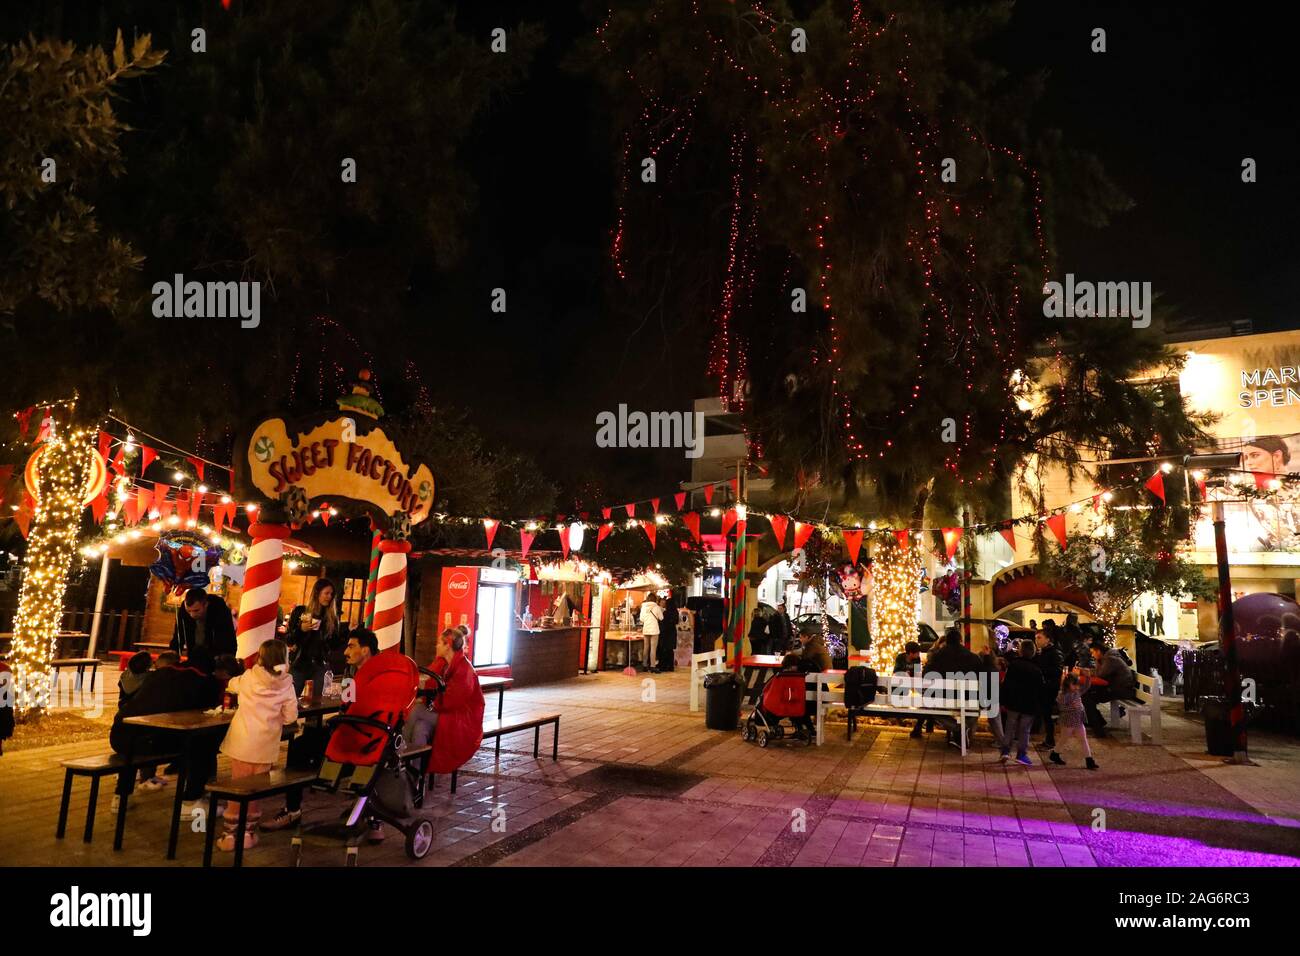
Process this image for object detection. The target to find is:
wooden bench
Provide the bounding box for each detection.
[482,714,560,761]
[201,769,320,867]
[51,658,101,693]
[808,672,990,754]
[56,751,180,845]
[689,649,727,712]
[1108,669,1163,745]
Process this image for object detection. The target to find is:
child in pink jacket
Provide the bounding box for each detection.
[218,638,298,851]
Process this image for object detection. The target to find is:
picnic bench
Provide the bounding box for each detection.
[1107,669,1163,745]
[482,713,560,761]
[56,750,180,845]
[201,768,319,867]
[50,658,101,693]
[806,671,991,754]
[689,649,727,711]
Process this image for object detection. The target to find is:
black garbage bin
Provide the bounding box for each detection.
[704,671,742,731]
[1201,696,1237,756]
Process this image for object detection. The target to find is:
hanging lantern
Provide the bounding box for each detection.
[568,521,585,552]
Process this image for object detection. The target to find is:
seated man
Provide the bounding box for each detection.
[109,651,226,812]
[921,629,983,745]
[894,640,932,738]
[1081,640,1136,737]
[796,627,833,673]
[408,628,486,776]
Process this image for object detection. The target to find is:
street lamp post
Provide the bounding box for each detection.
[1211,501,1248,762]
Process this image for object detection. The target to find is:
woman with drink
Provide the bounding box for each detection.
[286,578,348,697]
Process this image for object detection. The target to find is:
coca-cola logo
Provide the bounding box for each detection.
[447,572,471,598]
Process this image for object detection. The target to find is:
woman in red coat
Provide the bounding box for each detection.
[419,628,485,775]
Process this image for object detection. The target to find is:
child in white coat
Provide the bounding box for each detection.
[217,638,298,851]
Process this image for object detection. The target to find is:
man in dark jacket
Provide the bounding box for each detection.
[1000,639,1044,765]
[170,587,237,658]
[774,603,794,654]
[1082,640,1136,736]
[1033,630,1064,749]
[109,652,224,803]
[894,641,931,738]
[796,628,833,672]
[923,630,983,746]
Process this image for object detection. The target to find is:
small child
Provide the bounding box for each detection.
[217,638,298,851]
[117,652,153,706]
[1050,674,1099,770]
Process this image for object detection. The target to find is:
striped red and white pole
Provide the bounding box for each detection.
[362,527,382,626]
[235,522,291,660]
[371,538,411,651]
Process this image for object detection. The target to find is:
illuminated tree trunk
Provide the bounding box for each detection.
[12,427,92,719]
[869,536,923,670]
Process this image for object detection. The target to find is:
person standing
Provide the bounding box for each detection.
[1033,629,1063,749]
[775,602,794,654]
[171,587,237,658]
[286,578,348,697]
[999,639,1044,766]
[639,594,664,673]
[658,592,680,672]
[748,606,772,657]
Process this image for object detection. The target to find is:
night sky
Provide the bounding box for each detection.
[430,1,1298,498]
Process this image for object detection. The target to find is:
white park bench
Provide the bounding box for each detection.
[689,649,728,712]
[1107,668,1163,745]
[807,671,991,754]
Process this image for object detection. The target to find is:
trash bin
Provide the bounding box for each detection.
[1201,696,1236,756]
[704,671,742,731]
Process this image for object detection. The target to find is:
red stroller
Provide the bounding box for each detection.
[743,671,812,747]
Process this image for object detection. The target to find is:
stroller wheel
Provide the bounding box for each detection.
[758,731,769,748]
[405,819,434,860]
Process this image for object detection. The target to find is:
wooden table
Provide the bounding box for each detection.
[50,657,102,692]
[418,675,512,721]
[602,632,646,669]
[134,642,173,653]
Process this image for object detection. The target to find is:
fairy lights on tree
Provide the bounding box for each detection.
[868,535,923,669]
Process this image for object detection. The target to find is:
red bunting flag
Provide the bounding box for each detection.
[998,523,1017,552]
[1145,472,1166,504]
[640,519,657,550]
[1195,476,1207,499]
[224,501,238,528]
[793,521,815,551]
[558,524,571,559]
[596,522,613,549]
[894,529,911,550]
[213,501,226,535]
[137,486,153,517]
[90,489,109,523]
[1092,494,1102,513]
[624,503,635,518]
[174,491,190,521]
[97,430,112,462]
[601,507,611,520]
[1253,471,1274,491]
[123,495,139,526]
[941,527,963,560]
[15,406,34,439]
[520,529,536,558]
[1045,513,1068,549]
[703,484,714,505]
[15,493,34,537]
[0,464,12,507]
[682,512,701,543]
[318,500,331,527]
[720,508,738,539]
[843,529,864,565]
[768,514,789,550]
[186,457,206,482]
[483,518,499,550]
[674,492,686,511]
[728,477,739,500]
[155,484,172,519]
[579,511,589,521]
[110,449,125,476]
[141,445,157,474]
[651,497,660,514]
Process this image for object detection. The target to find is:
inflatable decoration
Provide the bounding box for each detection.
[149,530,221,593]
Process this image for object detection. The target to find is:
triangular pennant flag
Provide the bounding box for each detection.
[1196,476,1207,499]
[596,522,613,549]
[156,488,173,519]
[1253,471,1273,491]
[97,430,112,463]
[110,449,125,476]
[674,492,686,511]
[998,523,1016,552]
[558,524,571,559]
[624,503,635,518]
[703,484,714,505]
[137,486,153,517]
[793,521,815,551]
[174,491,190,521]
[1045,513,1068,549]
[682,512,701,543]
[90,489,109,523]
[318,500,330,527]
[894,529,911,550]
[601,507,611,520]
[1145,471,1166,504]
[1092,494,1101,513]
[651,497,660,513]
[15,406,34,439]
[640,519,657,550]
[843,529,863,565]
[579,511,589,521]
[941,527,963,560]
[728,477,739,500]
[720,508,738,539]
[15,495,33,538]
[768,514,788,550]
[186,457,205,482]
[224,501,238,528]
[141,445,157,474]
[483,518,499,550]
[519,529,535,558]
[213,502,226,535]
[123,495,139,526]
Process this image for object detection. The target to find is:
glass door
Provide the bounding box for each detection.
[474,583,514,667]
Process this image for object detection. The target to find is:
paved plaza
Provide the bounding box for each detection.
[3,669,1299,867]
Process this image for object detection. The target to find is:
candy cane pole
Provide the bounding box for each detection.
[235,521,291,660]
[362,527,382,626]
[371,538,411,651]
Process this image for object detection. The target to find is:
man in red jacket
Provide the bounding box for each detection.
[409,628,485,776]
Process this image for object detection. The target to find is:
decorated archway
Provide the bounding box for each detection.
[989,561,1094,619]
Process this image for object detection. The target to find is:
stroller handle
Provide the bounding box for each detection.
[327,713,401,738]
